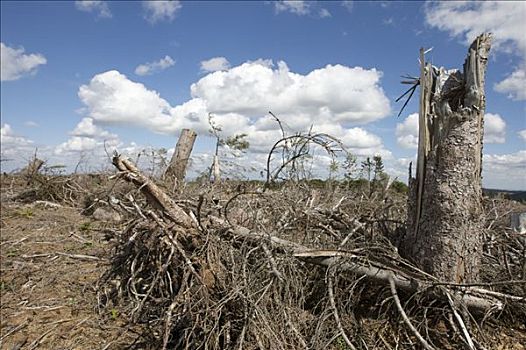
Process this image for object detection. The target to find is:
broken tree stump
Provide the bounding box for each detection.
[401,33,492,283]
[164,128,197,184]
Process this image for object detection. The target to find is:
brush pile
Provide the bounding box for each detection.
[94,150,525,349]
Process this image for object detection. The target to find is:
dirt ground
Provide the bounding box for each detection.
[0,200,136,349]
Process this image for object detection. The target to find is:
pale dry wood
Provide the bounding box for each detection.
[211,154,221,182]
[164,128,197,183]
[388,274,435,350]
[413,47,427,238]
[113,155,195,229]
[113,145,524,314]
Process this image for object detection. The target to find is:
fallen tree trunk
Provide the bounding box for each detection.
[113,155,196,229]
[208,216,524,312]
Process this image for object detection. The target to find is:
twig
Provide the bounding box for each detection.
[339,220,364,248]
[261,242,284,281]
[431,280,526,287]
[56,252,102,261]
[0,321,28,341]
[388,273,435,350]
[445,291,476,350]
[27,324,59,350]
[327,269,357,350]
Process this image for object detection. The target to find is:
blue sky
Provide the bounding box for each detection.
[1,1,525,189]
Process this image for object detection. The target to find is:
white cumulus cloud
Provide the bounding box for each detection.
[424,1,526,101]
[484,113,506,144]
[1,124,36,165]
[70,117,118,139]
[519,129,526,142]
[75,1,112,18]
[341,1,354,13]
[55,136,99,154]
[396,113,418,149]
[190,60,391,125]
[484,150,526,170]
[494,69,526,101]
[143,0,182,23]
[55,118,120,156]
[1,124,33,147]
[200,57,230,73]
[78,70,182,132]
[77,60,392,161]
[135,55,175,76]
[274,1,311,15]
[1,42,47,81]
[483,150,526,189]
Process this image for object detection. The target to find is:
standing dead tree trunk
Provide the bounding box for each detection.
[401,33,492,283]
[209,143,221,183]
[164,128,197,184]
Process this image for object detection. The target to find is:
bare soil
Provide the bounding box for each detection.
[0,200,136,349]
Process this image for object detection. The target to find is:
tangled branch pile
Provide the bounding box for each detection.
[94,148,526,350]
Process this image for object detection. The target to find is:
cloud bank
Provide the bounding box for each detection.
[77,60,392,157]
[1,42,47,81]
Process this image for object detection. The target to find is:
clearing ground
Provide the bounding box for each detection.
[1,172,525,349]
[0,178,137,349]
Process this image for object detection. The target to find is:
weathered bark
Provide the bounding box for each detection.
[401,34,492,283]
[113,155,196,229]
[164,128,197,183]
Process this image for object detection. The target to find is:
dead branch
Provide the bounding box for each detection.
[112,153,195,229]
[388,274,435,350]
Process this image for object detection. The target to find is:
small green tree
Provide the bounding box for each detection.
[371,155,389,194]
[360,157,373,196]
[391,180,409,194]
[343,153,357,180]
[208,113,250,182]
[360,157,373,182]
[372,155,384,180]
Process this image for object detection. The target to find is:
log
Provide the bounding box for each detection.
[164,129,197,184]
[208,216,524,313]
[113,155,196,229]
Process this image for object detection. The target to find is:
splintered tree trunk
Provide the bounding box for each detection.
[164,129,197,183]
[401,34,492,283]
